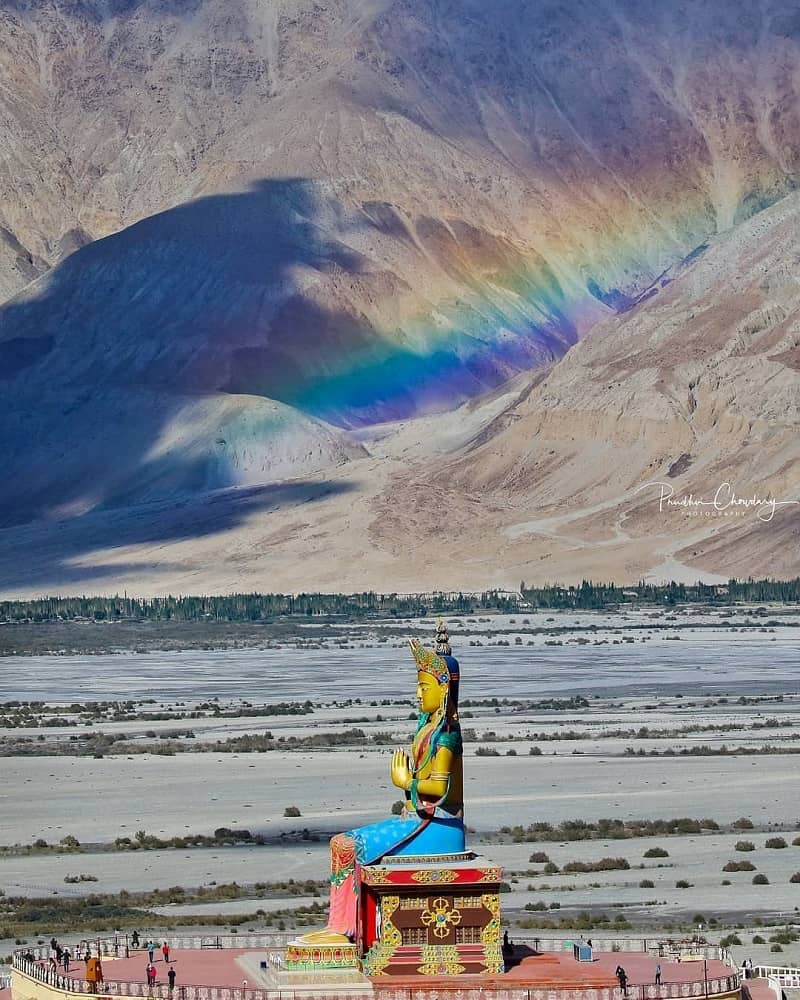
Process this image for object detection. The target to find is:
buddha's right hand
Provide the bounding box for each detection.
[390,748,412,791]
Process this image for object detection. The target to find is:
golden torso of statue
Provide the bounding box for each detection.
[409,716,463,816]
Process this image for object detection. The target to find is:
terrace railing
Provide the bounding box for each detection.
[14,934,728,965]
[752,966,800,987]
[16,934,296,961]
[12,956,740,1000]
[512,938,728,962]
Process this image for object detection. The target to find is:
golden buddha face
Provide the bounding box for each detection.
[417,672,445,715]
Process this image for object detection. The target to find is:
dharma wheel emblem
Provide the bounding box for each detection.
[421,896,462,938]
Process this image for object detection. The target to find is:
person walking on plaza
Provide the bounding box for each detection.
[162,941,170,963]
[148,940,155,963]
[63,948,71,973]
[146,962,156,988]
[616,966,628,997]
[655,963,662,986]
[168,966,176,993]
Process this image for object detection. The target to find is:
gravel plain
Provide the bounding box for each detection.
[1,607,799,958]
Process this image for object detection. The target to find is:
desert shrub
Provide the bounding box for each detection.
[721,879,731,885]
[723,860,756,872]
[765,836,787,849]
[543,862,560,874]
[639,879,655,888]
[475,746,500,756]
[790,872,800,883]
[732,817,754,830]
[769,931,800,945]
[562,857,630,873]
[770,944,783,953]
[283,806,301,817]
[752,874,769,884]
[792,836,800,846]
[391,801,404,815]
[675,880,692,888]
[525,901,547,911]
[752,935,765,944]
[529,746,542,755]
[720,934,742,947]
[734,841,755,852]
[643,847,669,858]
[529,851,550,864]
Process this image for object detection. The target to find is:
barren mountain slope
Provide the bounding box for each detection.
[0,192,797,596]
[371,192,800,585]
[2,0,800,530]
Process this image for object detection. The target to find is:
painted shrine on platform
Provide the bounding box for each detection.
[286,620,504,977]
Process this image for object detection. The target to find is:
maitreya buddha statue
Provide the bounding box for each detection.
[300,617,464,944]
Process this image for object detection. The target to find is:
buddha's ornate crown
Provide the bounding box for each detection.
[435,616,452,656]
[409,617,459,686]
[408,638,449,684]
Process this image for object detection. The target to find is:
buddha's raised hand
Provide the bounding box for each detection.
[390,748,412,791]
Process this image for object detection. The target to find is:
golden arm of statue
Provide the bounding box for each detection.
[390,746,453,798]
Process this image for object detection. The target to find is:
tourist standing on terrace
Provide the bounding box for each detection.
[162,942,170,963]
[168,966,176,993]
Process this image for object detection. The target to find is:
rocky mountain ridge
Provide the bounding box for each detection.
[0,0,798,588]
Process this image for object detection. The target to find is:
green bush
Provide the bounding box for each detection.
[390,801,404,815]
[790,872,800,883]
[283,806,301,817]
[765,837,787,849]
[770,944,783,953]
[675,879,692,888]
[721,879,731,885]
[752,935,765,944]
[734,841,755,852]
[752,874,769,884]
[643,847,669,858]
[723,860,756,872]
[529,851,550,864]
[543,862,560,874]
[792,836,800,846]
[562,857,630,873]
[719,934,742,947]
[732,817,754,830]
[639,879,654,888]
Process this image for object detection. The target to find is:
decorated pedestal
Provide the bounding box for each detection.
[284,939,360,971]
[358,852,504,976]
